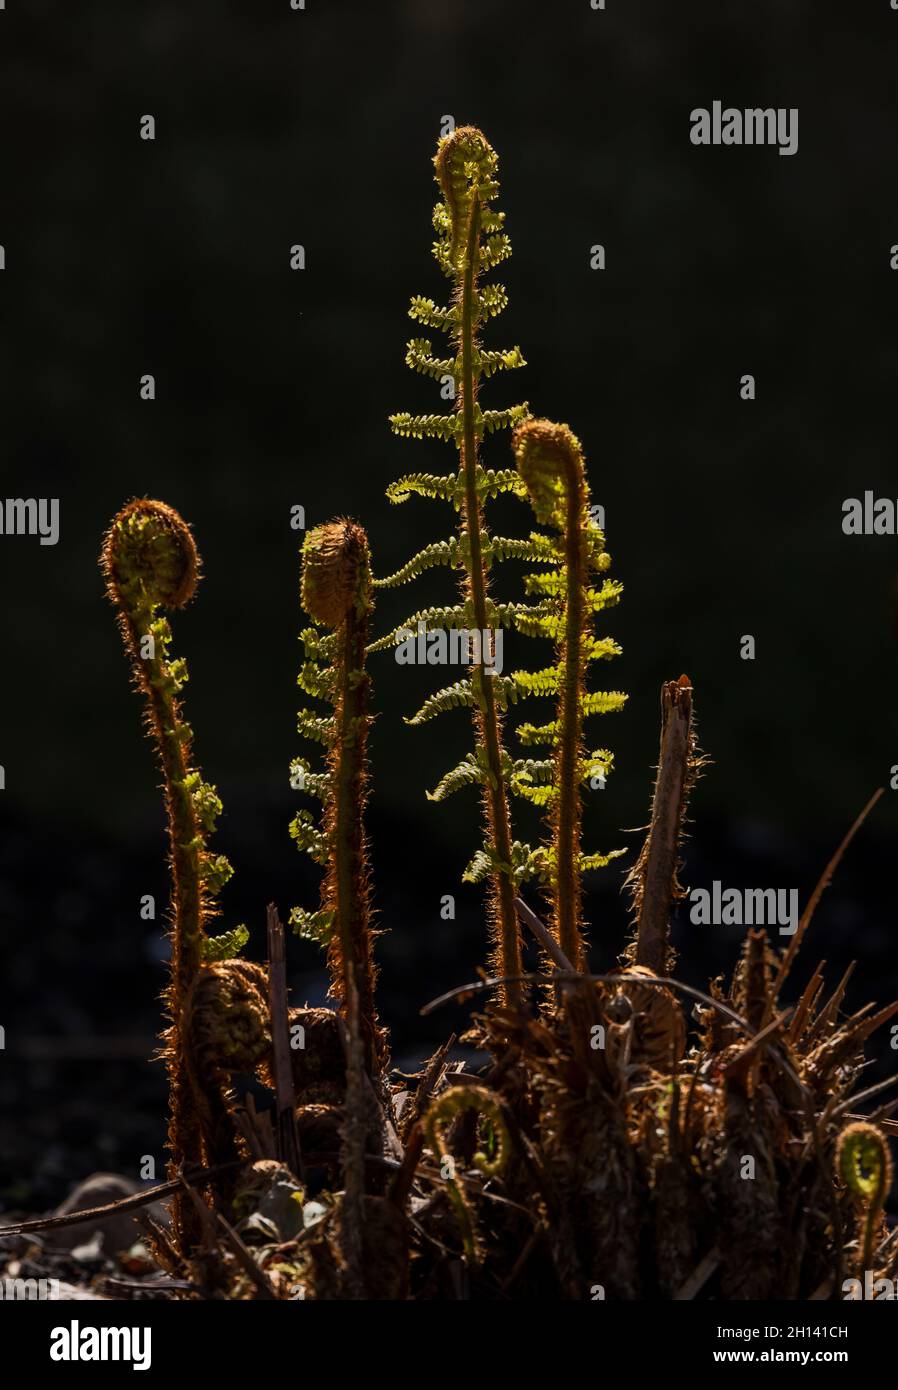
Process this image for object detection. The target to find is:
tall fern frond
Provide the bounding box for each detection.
[376,125,535,1002]
[291,519,387,1077]
[512,419,627,969]
[101,499,236,1250]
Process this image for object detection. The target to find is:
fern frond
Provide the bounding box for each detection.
[289,758,330,800]
[405,677,475,726]
[295,519,388,1076]
[426,753,485,802]
[580,848,627,872]
[582,690,628,717]
[476,466,528,501]
[297,660,337,702]
[490,533,561,564]
[374,537,462,588]
[512,757,555,782]
[296,709,337,744]
[367,604,468,654]
[477,346,526,377]
[300,627,336,662]
[582,750,614,783]
[517,720,560,747]
[507,667,560,699]
[462,840,547,887]
[390,411,460,442]
[462,848,494,886]
[289,906,335,946]
[381,126,532,1002]
[385,471,462,507]
[522,570,566,596]
[584,636,623,662]
[405,338,455,381]
[513,783,557,807]
[408,295,458,330]
[289,809,330,865]
[480,403,530,437]
[587,579,624,612]
[201,924,250,963]
[510,757,557,806]
[479,233,513,270]
[476,283,508,319]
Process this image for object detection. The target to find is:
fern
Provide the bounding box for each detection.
[511,419,627,969]
[101,499,235,1251]
[291,519,388,1077]
[372,126,540,1003]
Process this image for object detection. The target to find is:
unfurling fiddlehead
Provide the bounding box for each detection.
[511,419,625,970]
[424,1084,511,1263]
[102,500,236,1248]
[183,960,271,1206]
[290,519,387,1078]
[378,125,534,1003]
[835,1120,894,1275]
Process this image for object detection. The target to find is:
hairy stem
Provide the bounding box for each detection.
[298,519,387,1076]
[630,676,696,974]
[457,196,522,1003]
[554,446,589,969]
[102,500,233,1250]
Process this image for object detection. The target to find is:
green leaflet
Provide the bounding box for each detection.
[374,537,463,588]
[296,709,337,744]
[389,411,460,443]
[289,906,335,946]
[297,660,337,702]
[289,758,330,800]
[408,295,458,330]
[289,809,330,865]
[201,924,250,963]
[405,338,455,381]
[580,849,627,873]
[490,533,561,565]
[405,677,475,726]
[386,472,462,506]
[477,345,526,377]
[582,690,628,716]
[463,841,548,888]
[427,753,483,802]
[517,720,560,746]
[367,604,469,654]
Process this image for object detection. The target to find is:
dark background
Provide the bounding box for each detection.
[1,0,897,1207]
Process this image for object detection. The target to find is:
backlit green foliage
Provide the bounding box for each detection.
[291,519,387,1075]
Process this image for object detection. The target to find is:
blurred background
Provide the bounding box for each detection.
[1,0,897,1208]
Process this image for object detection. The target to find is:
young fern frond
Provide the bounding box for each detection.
[423,1085,512,1263]
[835,1121,894,1275]
[512,419,627,970]
[377,125,537,1003]
[183,959,271,1208]
[290,519,387,1077]
[101,499,236,1248]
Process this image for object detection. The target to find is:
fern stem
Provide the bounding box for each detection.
[554,445,589,969]
[298,520,387,1076]
[458,196,522,1003]
[512,421,618,970]
[629,676,696,974]
[102,500,233,1251]
[332,587,383,1074]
